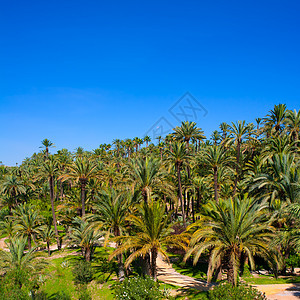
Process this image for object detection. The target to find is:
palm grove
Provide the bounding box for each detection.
[0,104,299,291]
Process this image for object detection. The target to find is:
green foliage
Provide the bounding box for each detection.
[243,264,252,278]
[114,276,165,300]
[208,283,267,300]
[72,260,94,285]
[286,254,300,268]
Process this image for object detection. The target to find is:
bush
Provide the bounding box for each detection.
[72,261,94,285]
[114,276,165,300]
[286,254,300,269]
[208,283,267,300]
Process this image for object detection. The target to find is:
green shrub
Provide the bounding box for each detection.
[72,260,94,285]
[286,254,300,269]
[208,283,267,300]
[114,276,165,300]
[243,264,252,278]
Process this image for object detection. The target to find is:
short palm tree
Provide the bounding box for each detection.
[40,225,56,256]
[67,217,102,261]
[11,204,44,250]
[185,195,275,286]
[87,189,133,280]
[110,201,185,280]
[0,237,47,288]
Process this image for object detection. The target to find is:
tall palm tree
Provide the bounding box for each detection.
[127,156,173,204]
[110,201,185,280]
[166,142,191,227]
[228,120,251,195]
[11,204,43,250]
[185,195,275,285]
[40,139,55,158]
[60,157,98,216]
[144,135,151,147]
[285,109,300,144]
[37,155,61,249]
[263,104,287,136]
[201,145,233,202]
[173,121,205,148]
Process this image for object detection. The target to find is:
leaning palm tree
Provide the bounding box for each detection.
[165,142,191,227]
[11,204,44,250]
[110,201,186,280]
[0,237,47,288]
[185,195,275,286]
[87,189,133,280]
[60,157,98,216]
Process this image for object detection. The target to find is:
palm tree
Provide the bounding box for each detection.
[40,139,55,158]
[127,156,173,204]
[40,225,56,256]
[0,217,14,239]
[87,189,133,280]
[0,237,47,288]
[166,142,191,227]
[37,155,61,249]
[185,195,275,285]
[0,174,26,209]
[11,204,43,250]
[60,157,98,216]
[201,145,233,202]
[228,120,251,195]
[173,121,205,148]
[67,217,102,261]
[285,109,300,144]
[110,201,185,280]
[144,135,151,147]
[263,104,287,136]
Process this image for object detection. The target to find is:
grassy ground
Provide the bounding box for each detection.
[243,274,300,285]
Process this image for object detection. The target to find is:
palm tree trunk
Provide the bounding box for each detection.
[80,181,87,216]
[49,176,61,250]
[151,248,158,281]
[176,164,186,227]
[47,241,51,256]
[28,234,32,250]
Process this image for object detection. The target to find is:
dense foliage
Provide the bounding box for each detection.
[0,104,299,296]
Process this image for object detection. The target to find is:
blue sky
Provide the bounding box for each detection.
[0,1,299,165]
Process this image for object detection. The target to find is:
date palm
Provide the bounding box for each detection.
[110,201,185,280]
[11,204,44,250]
[185,195,275,285]
[87,189,133,280]
[228,120,251,195]
[263,104,287,136]
[127,156,173,204]
[201,145,233,202]
[37,155,61,249]
[0,237,47,288]
[166,142,191,227]
[144,135,151,147]
[40,225,56,256]
[173,121,205,148]
[285,109,300,144]
[67,217,102,261]
[0,174,26,209]
[40,138,55,158]
[60,157,98,216]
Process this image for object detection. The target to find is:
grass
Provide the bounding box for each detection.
[39,246,117,299]
[244,274,300,285]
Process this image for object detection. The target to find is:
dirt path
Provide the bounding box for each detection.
[254,284,300,300]
[156,254,210,291]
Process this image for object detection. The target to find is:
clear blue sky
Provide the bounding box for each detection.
[0,1,299,165]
